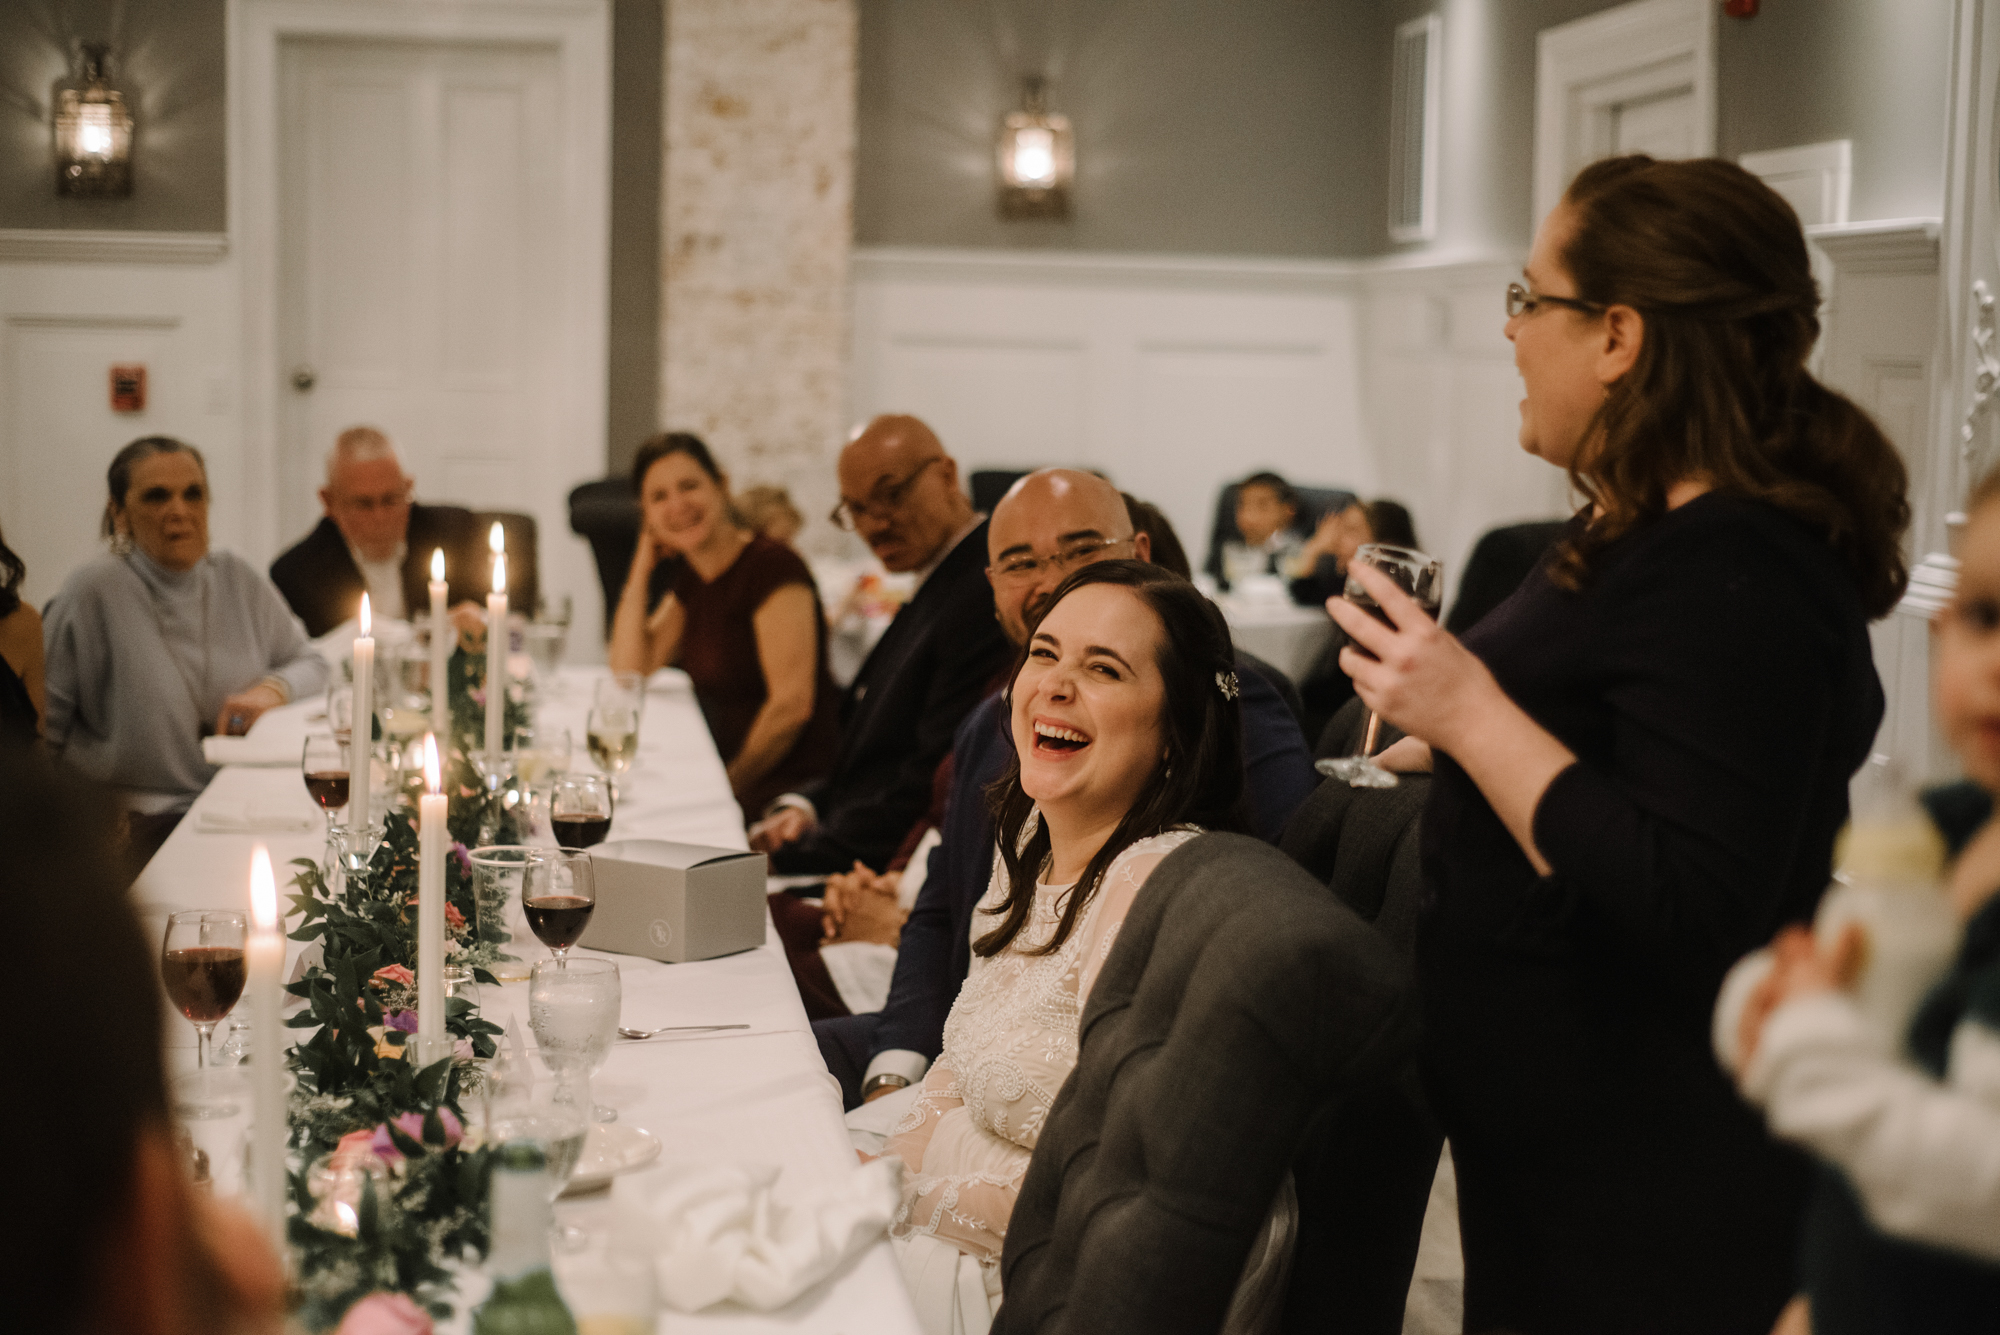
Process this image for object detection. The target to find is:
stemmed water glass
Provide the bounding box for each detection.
[551,772,613,849]
[522,848,596,966]
[586,695,639,802]
[1317,543,1445,790]
[302,735,350,871]
[162,910,248,1113]
[528,957,621,1124]
[325,683,354,746]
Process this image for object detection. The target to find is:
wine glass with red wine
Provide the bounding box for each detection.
[302,734,349,871]
[162,910,248,1081]
[550,772,613,849]
[1317,543,1445,790]
[522,849,596,967]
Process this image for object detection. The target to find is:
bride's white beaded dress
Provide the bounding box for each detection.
[884,825,1201,1334]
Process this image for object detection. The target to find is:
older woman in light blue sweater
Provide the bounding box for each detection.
[43,438,327,833]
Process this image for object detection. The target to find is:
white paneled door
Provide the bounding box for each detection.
[277,38,564,594]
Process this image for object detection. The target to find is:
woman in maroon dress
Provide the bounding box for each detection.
[608,433,839,823]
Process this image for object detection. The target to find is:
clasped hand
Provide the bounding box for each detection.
[1324,562,1505,763]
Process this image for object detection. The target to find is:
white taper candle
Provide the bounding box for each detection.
[485,523,507,758]
[350,594,374,837]
[247,846,287,1245]
[429,548,449,746]
[418,734,448,1051]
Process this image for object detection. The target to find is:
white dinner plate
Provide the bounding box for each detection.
[563,1123,662,1195]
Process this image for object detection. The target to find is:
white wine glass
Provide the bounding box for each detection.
[586,703,638,801]
[1317,543,1445,790]
[528,957,621,1124]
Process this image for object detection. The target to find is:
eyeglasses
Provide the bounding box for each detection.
[335,484,413,515]
[1506,281,1603,320]
[829,457,943,531]
[990,537,1135,582]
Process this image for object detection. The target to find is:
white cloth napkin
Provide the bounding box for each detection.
[202,732,309,767]
[612,1158,902,1312]
[193,801,318,833]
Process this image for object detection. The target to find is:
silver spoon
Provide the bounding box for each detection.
[617,1024,751,1039]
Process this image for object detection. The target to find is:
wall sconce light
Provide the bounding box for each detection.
[54,43,134,198]
[996,77,1073,221]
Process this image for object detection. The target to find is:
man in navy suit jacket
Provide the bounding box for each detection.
[750,416,1011,875]
[813,469,1317,1107]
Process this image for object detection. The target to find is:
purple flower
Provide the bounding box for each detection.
[370,1106,464,1160]
[450,843,472,875]
[384,1009,418,1033]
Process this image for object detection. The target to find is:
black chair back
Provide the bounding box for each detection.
[970,468,1033,514]
[567,479,641,633]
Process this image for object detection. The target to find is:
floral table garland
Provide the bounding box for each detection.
[280,646,531,1331]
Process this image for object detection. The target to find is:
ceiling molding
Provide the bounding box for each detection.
[1808,218,1942,275]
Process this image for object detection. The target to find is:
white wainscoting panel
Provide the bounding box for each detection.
[851,247,1569,612]
[0,254,243,612]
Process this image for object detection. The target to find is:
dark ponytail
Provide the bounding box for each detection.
[1551,155,1909,618]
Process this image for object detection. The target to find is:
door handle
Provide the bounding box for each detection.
[291,365,317,392]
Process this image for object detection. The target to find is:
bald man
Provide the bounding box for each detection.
[269,427,493,637]
[750,415,1010,874]
[814,469,1317,1109]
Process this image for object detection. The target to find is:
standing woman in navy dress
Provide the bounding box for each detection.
[1330,155,1910,1334]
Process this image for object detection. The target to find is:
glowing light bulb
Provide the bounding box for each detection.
[1012,128,1056,186]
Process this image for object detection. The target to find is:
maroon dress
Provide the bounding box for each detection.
[668,536,840,823]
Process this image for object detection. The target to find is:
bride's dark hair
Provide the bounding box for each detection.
[975,560,1246,959]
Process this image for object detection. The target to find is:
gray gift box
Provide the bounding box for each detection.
[575,839,768,963]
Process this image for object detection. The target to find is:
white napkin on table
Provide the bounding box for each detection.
[194,801,318,833]
[202,732,308,767]
[612,1158,902,1312]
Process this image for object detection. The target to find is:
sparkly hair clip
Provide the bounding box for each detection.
[1215,670,1240,701]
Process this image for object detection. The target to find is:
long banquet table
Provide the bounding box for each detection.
[134,665,921,1333]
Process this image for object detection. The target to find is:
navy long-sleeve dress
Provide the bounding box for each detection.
[1421,494,1884,1334]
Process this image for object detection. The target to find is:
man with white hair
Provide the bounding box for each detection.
[269,427,489,636]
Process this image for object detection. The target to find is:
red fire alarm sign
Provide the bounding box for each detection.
[110,364,146,413]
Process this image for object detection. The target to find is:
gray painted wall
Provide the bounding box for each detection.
[855,0,1384,256]
[609,0,664,476]
[0,0,228,231]
[856,0,1957,260]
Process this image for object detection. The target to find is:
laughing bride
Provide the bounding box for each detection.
[879,560,1255,1333]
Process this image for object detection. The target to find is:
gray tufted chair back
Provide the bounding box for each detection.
[995,832,1414,1335]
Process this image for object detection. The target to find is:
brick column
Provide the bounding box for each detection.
[661,0,856,547]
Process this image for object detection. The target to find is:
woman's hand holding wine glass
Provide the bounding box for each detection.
[1326,559,1507,760]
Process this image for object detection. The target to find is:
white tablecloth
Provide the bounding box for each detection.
[134,666,920,1333]
[1222,596,1335,683]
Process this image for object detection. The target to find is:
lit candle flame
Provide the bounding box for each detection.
[492,552,507,596]
[359,592,372,638]
[250,845,277,932]
[489,522,505,555]
[431,547,445,581]
[424,733,441,794]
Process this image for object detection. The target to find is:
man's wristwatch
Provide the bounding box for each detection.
[861,1073,911,1099]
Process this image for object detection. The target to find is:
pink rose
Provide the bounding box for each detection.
[336,1292,433,1335]
[445,903,467,932]
[370,964,415,989]
[329,1129,380,1169]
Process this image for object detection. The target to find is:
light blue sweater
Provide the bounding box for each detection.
[42,549,328,811]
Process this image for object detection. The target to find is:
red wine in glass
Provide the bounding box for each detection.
[551,814,611,848]
[162,946,248,1024]
[1342,591,1443,660]
[525,895,594,952]
[304,770,351,811]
